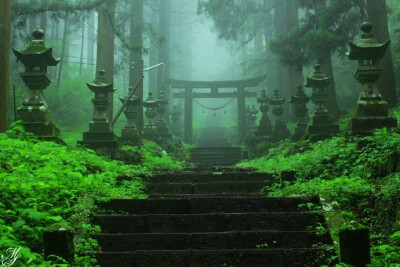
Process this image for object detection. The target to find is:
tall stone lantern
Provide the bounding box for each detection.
[13,29,64,143]
[304,64,339,141]
[143,93,162,143]
[290,85,310,142]
[156,90,172,140]
[78,70,119,151]
[346,22,396,135]
[269,90,290,141]
[256,90,272,137]
[119,87,140,146]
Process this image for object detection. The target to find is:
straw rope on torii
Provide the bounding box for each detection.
[168,75,266,144]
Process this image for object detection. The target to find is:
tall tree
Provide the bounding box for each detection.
[157,0,171,96]
[129,0,144,88]
[148,4,159,94]
[87,10,95,66]
[0,0,11,132]
[366,0,397,107]
[270,0,365,118]
[96,0,116,121]
[274,0,291,120]
[285,0,303,117]
[56,15,69,90]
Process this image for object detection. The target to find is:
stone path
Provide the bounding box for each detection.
[93,169,336,266]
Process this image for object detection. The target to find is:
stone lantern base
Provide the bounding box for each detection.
[143,126,163,145]
[346,99,397,136]
[78,121,119,153]
[291,123,307,142]
[119,128,139,146]
[157,126,173,141]
[272,120,290,141]
[17,105,64,144]
[304,112,339,142]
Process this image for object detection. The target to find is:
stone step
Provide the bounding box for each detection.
[98,196,319,214]
[95,248,335,267]
[94,230,331,251]
[189,147,242,166]
[148,193,261,198]
[146,181,267,194]
[93,212,324,234]
[141,172,274,183]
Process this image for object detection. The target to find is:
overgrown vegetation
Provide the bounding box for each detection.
[238,127,400,265]
[0,122,185,265]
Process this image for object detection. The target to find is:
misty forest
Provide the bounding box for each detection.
[3,0,400,266]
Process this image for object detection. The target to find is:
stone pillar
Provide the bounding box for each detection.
[346,22,397,135]
[78,70,119,152]
[12,29,64,144]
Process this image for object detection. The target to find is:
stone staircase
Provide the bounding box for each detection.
[189,147,242,166]
[93,169,336,266]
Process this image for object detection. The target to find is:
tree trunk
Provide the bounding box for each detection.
[274,0,291,121]
[29,0,38,33]
[148,5,159,95]
[0,0,11,132]
[366,0,397,107]
[285,0,303,118]
[56,15,69,90]
[316,1,339,120]
[157,0,171,119]
[129,0,144,89]
[96,1,116,122]
[39,0,48,33]
[79,20,85,76]
[87,10,95,66]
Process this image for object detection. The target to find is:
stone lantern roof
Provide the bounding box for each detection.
[13,29,60,68]
[86,70,114,93]
[144,93,159,108]
[305,64,332,88]
[347,22,390,61]
[257,90,269,104]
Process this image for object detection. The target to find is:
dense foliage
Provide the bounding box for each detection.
[239,127,400,265]
[0,123,184,265]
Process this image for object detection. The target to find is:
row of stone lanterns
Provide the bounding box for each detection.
[12,21,398,149]
[250,21,397,143]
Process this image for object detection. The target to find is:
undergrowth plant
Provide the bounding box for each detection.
[0,122,185,266]
[239,128,400,265]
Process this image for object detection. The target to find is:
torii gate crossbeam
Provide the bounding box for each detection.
[169,75,266,144]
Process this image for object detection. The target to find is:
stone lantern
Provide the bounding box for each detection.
[156,90,172,140]
[119,87,140,145]
[78,70,119,151]
[290,85,310,141]
[143,93,161,143]
[346,22,396,135]
[170,105,182,137]
[304,64,339,141]
[256,90,272,137]
[269,90,290,141]
[13,29,64,143]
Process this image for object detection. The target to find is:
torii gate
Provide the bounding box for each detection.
[169,75,266,144]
